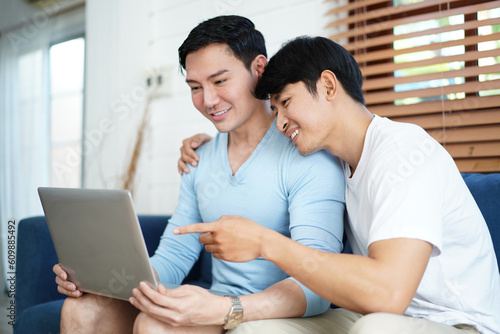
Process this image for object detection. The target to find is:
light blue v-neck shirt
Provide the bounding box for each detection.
[151,120,345,317]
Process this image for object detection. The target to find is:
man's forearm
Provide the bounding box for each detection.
[261,230,432,315]
[260,231,379,314]
[239,279,306,322]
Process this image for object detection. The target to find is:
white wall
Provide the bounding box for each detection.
[84,0,150,190]
[84,0,340,215]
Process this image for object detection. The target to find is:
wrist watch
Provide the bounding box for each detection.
[223,295,243,330]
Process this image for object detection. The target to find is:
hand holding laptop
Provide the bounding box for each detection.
[130,281,231,327]
[53,262,162,299]
[54,258,230,328]
[53,263,83,298]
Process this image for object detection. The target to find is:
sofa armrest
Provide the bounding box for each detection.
[15,216,62,318]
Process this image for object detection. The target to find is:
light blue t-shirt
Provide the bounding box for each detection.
[150,120,345,317]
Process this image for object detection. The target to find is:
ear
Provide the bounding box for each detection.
[252,55,268,78]
[319,70,338,101]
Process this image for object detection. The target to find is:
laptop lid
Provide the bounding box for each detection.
[38,187,158,300]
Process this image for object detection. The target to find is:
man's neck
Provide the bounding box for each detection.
[226,103,274,175]
[326,103,374,175]
[228,104,274,149]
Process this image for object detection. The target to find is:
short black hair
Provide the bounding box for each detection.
[255,36,365,105]
[178,15,266,72]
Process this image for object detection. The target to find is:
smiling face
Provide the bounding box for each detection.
[185,43,264,134]
[271,80,332,156]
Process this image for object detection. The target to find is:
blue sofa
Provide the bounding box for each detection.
[13,173,500,333]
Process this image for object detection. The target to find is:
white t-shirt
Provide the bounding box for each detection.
[344,115,500,334]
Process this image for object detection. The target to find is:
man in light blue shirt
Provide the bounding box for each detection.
[150,118,344,308]
[54,16,345,334]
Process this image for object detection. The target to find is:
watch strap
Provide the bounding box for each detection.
[223,295,243,330]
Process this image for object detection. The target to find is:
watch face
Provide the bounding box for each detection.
[231,311,243,323]
[225,309,243,329]
[226,310,243,327]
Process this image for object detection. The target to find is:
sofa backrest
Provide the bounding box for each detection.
[462,173,500,271]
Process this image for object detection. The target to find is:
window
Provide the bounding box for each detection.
[49,37,85,187]
[326,0,500,172]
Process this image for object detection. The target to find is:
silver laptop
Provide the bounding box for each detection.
[38,187,159,301]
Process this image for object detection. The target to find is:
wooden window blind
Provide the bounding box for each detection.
[326,0,500,172]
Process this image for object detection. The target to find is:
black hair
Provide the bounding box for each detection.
[178,15,266,72]
[255,36,365,105]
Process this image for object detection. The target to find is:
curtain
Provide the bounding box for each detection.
[0,20,51,291]
[326,0,500,172]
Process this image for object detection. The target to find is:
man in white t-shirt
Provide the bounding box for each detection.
[176,36,500,334]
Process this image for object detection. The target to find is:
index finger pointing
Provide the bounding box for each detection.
[173,222,216,235]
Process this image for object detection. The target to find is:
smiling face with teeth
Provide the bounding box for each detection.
[185,43,267,134]
[270,80,334,157]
